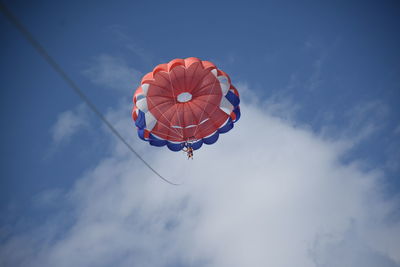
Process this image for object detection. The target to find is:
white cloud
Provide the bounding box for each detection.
[83,54,142,92]
[345,100,389,142]
[317,100,390,148]
[237,81,300,122]
[2,89,399,267]
[51,104,88,144]
[310,222,400,267]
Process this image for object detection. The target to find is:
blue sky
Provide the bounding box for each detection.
[1,1,400,266]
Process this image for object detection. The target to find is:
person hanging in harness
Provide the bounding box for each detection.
[182,141,194,159]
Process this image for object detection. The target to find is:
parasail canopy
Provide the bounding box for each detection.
[132,57,240,151]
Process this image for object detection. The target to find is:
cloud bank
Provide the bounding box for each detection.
[1,87,399,267]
